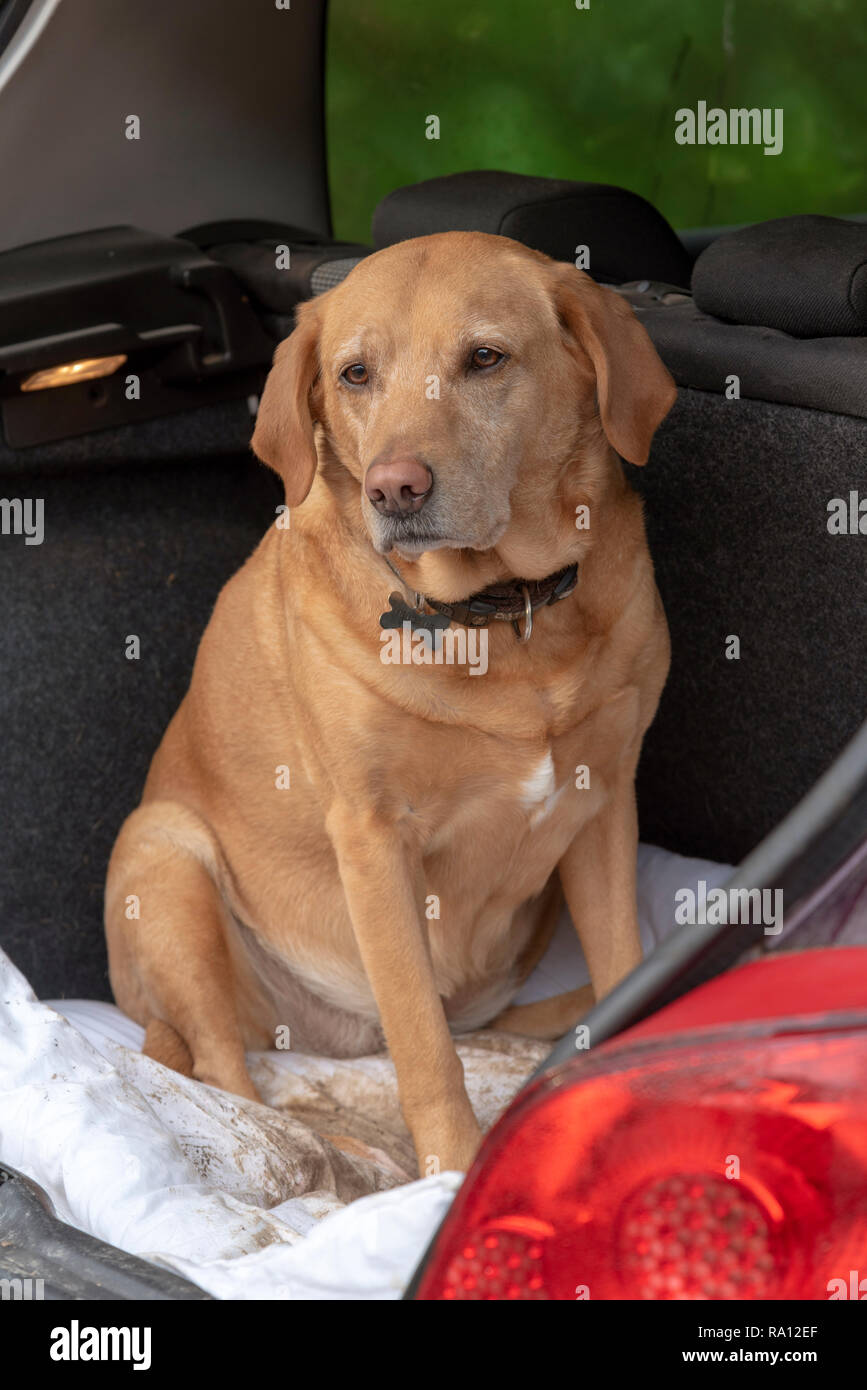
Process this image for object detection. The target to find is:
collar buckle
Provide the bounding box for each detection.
[512,584,534,643]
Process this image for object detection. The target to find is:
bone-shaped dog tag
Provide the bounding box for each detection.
[379,591,451,636]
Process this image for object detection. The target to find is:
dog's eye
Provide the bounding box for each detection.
[469,346,505,371]
[341,363,369,386]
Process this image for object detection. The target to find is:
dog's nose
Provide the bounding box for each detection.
[364,456,433,515]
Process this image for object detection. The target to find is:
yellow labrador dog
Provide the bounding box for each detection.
[105,232,675,1174]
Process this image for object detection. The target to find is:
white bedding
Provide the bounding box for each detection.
[0,843,732,1299]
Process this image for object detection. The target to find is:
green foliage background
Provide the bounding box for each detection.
[326,0,866,242]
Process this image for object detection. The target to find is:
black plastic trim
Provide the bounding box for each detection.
[0,1163,211,1300]
[0,225,276,447]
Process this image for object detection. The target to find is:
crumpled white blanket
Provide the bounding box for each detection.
[0,843,731,1299]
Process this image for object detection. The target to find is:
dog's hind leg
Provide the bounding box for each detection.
[105,803,264,1103]
[142,1019,194,1076]
[490,985,595,1040]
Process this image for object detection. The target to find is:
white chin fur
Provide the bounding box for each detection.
[387,520,508,560]
[392,537,462,558]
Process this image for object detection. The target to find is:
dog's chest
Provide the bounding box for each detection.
[420,736,606,885]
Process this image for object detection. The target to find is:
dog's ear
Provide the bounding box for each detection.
[251,300,323,505]
[551,266,676,465]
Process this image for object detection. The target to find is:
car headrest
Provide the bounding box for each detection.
[372,171,693,288]
[692,215,867,337]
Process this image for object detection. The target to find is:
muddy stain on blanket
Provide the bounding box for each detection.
[102,1028,547,1251]
[251,1031,548,1186]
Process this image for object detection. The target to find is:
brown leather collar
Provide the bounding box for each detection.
[384,557,579,630]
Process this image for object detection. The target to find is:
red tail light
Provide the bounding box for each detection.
[415,1021,867,1300]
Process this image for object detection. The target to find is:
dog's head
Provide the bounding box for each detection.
[252,232,675,589]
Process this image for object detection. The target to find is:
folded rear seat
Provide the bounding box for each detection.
[625,214,866,862]
[620,213,867,416]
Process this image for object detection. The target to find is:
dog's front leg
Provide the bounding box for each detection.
[327,801,482,1175]
[558,773,643,1002]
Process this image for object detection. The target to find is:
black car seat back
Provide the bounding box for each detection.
[372,170,693,288]
[691,214,867,336]
[623,216,866,861]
